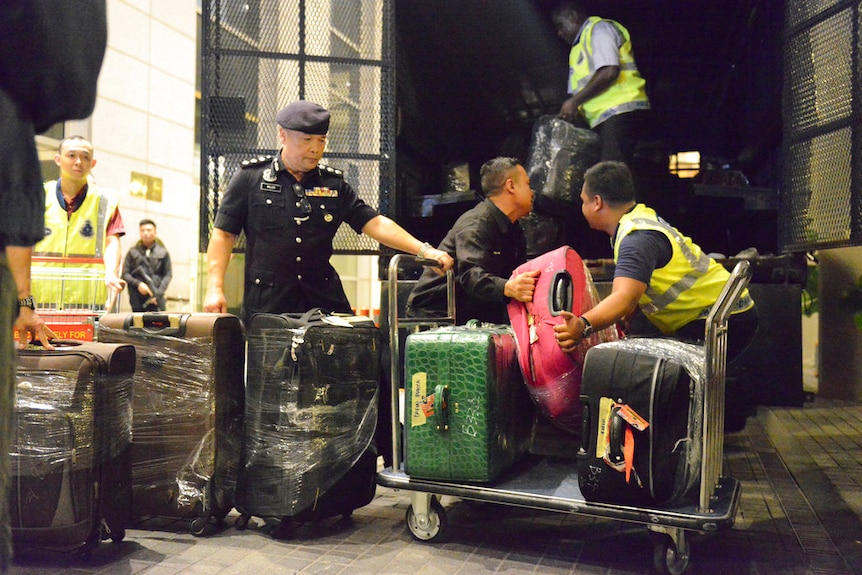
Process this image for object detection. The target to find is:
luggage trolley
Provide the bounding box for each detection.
[27,256,120,341]
[377,254,752,575]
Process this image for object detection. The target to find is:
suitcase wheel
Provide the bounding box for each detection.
[100,519,126,544]
[108,527,126,544]
[405,495,447,543]
[190,516,215,537]
[234,514,251,531]
[650,528,690,575]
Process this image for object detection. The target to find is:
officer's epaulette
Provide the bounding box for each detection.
[241,155,273,169]
[318,164,344,178]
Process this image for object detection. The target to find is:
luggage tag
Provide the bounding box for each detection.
[601,401,648,486]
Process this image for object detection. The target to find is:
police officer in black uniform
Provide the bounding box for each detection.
[203,100,452,322]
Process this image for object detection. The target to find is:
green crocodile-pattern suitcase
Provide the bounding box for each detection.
[403,324,532,482]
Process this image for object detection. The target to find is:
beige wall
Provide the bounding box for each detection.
[84,0,200,312]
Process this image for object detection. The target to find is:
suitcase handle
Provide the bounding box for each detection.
[31,338,84,348]
[606,406,625,465]
[548,270,573,317]
[434,384,450,432]
[578,399,590,456]
[124,313,189,336]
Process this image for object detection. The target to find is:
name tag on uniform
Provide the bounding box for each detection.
[307,187,338,197]
[260,182,282,192]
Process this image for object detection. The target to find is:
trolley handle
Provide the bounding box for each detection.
[387,254,456,472]
[699,259,752,512]
[705,260,751,340]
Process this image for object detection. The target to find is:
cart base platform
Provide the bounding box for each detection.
[377,454,740,533]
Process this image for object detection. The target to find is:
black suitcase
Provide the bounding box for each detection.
[523,115,603,258]
[11,340,134,555]
[236,309,380,529]
[577,338,705,506]
[98,312,245,535]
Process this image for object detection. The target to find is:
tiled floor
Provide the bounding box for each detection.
[7,396,862,575]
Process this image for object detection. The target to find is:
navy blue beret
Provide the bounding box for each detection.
[276,101,330,134]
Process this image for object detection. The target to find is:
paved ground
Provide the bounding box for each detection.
[7,397,862,575]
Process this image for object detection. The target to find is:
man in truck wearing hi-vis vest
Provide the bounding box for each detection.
[552,1,651,169]
[32,136,126,312]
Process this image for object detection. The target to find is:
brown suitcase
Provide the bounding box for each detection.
[98,312,244,535]
[12,339,134,555]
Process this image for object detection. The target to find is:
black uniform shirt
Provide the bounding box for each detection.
[407,198,527,325]
[213,154,378,319]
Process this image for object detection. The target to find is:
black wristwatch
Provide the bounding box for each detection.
[579,315,594,338]
[18,296,35,311]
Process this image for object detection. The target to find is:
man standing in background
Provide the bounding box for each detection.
[123,219,173,312]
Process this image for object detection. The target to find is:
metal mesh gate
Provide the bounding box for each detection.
[200,0,395,255]
[781,0,862,251]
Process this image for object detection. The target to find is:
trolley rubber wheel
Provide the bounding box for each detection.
[405,496,447,542]
[652,534,690,575]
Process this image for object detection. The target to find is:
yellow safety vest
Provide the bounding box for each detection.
[32,181,119,310]
[614,204,752,334]
[568,16,650,128]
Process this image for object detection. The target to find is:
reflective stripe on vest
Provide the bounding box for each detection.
[32,182,116,309]
[35,181,114,259]
[568,16,650,128]
[614,204,744,333]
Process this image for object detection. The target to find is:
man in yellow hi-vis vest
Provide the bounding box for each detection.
[555,161,760,431]
[33,136,126,311]
[551,1,651,167]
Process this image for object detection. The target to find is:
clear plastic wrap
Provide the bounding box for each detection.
[509,252,619,434]
[590,337,705,498]
[97,321,244,519]
[11,357,133,540]
[526,115,600,203]
[14,368,133,470]
[239,323,379,518]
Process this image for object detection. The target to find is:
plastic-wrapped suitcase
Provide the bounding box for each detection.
[577,338,706,506]
[403,322,533,482]
[526,115,600,204]
[11,340,134,555]
[97,312,245,535]
[507,246,618,433]
[522,115,601,257]
[236,309,380,529]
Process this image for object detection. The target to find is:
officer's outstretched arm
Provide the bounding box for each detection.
[362,215,453,272]
[203,228,237,313]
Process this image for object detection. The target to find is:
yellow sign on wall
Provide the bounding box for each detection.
[130,172,163,202]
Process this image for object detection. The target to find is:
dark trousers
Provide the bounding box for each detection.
[594,110,649,167]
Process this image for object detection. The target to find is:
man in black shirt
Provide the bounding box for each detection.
[407,157,539,324]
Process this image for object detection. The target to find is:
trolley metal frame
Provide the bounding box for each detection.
[377,254,752,575]
[20,256,117,342]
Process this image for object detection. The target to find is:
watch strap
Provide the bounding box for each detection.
[579,315,593,337]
